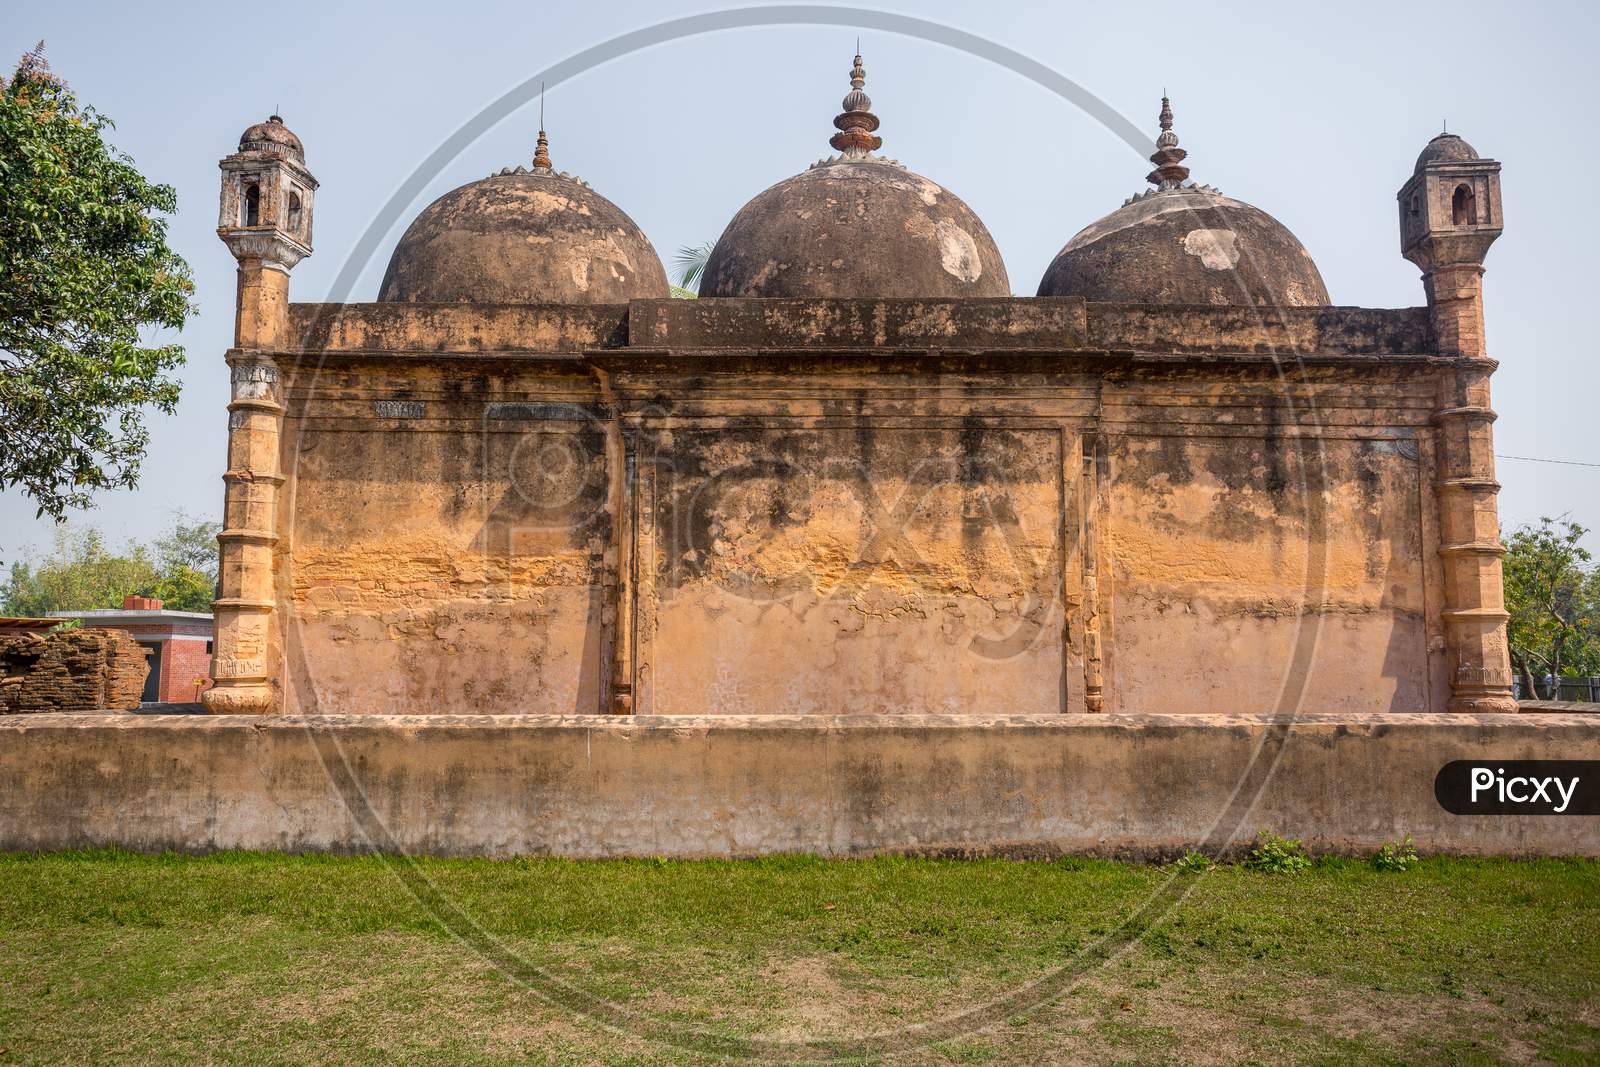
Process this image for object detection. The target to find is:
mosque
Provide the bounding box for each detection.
[10,54,1595,861]
[202,53,1513,722]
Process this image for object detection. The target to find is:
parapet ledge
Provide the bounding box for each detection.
[279,298,1436,362]
[4,711,1594,731]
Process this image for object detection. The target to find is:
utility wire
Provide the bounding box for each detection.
[1496,454,1600,469]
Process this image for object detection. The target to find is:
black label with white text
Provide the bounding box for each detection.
[1435,761,1600,815]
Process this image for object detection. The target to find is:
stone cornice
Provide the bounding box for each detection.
[279,298,1440,365]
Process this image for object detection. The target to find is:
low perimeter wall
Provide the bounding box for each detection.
[0,713,1595,858]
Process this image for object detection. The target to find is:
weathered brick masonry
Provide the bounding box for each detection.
[0,630,149,713]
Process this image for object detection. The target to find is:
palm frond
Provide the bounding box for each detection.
[672,241,715,291]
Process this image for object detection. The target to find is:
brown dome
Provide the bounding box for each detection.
[238,115,304,163]
[699,159,1009,298]
[1037,186,1329,306]
[699,52,1009,299]
[379,161,668,305]
[1414,132,1479,173]
[1038,95,1328,307]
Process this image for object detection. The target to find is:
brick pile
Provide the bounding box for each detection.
[0,628,150,713]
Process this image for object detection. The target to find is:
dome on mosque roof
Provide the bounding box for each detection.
[697,54,1009,299]
[1037,97,1329,307]
[379,131,668,304]
[238,115,304,163]
[1414,132,1479,173]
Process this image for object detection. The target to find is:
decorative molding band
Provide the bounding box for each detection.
[1438,541,1507,558]
[1433,406,1497,423]
[1440,607,1512,623]
[217,528,280,545]
[227,397,286,416]
[211,598,276,613]
[1435,477,1501,493]
[223,470,287,486]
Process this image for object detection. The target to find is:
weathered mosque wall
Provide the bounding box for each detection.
[1101,367,1446,714]
[270,298,1450,716]
[2,712,1594,857]
[278,361,611,715]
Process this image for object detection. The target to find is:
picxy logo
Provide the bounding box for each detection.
[1435,760,1599,815]
[1469,767,1578,812]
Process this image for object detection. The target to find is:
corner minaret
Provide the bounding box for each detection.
[205,116,317,715]
[217,116,317,343]
[1399,131,1502,353]
[1399,131,1515,713]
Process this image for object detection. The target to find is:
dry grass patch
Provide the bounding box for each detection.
[0,852,1594,1065]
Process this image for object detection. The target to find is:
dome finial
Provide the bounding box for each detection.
[830,50,883,158]
[1145,93,1190,188]
[532,83,553,170]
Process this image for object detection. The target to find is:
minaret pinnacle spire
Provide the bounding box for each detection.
[1145,94,1190,187]
[533,83,552,170]
[830,50,883,158]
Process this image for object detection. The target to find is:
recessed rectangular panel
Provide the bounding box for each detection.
[1106,435,1430,714]
[648,426,1066,714]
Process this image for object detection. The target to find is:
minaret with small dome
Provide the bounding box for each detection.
[1398,126,1512,713]
[207,114,318,715]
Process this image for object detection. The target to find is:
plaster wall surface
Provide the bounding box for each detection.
[0,713,1592,858]
[262,299,1456,716]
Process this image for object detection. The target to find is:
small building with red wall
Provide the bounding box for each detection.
[53,597,213,705]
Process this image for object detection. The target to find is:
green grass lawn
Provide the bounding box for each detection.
[0,851,1595,1065]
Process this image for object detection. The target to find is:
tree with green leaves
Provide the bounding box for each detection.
[140,514,220,612]
[1,525,156,617]
[0,43,194,522]
[2,514,219,617]
[671,241,713,298]
[1502,517,1600,699]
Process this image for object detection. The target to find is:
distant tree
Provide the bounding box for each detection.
[1,525,156,617]
[152,514,220,578]
[1503,517,1600,698]
[141,564,213,614]
[142,513,219,612]
[1,513,217,616]
[0,43,194,523]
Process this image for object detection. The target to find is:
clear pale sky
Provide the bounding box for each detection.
[2,0,1595,563]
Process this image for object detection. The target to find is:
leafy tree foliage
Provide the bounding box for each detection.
[0,43,194,521]
[142,564,214,614]
[670,241,713,297]
[153,515,222,576]
[1503,517,1600,698]
[1,526,156,616]
[1,514,218,616]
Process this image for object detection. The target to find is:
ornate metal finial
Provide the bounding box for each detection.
[532,83,553,170]
[1145,94,1190,187]
[830,51,883,158]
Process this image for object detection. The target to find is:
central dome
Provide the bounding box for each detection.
[699,55,1009,299]
[380,131,668,304]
